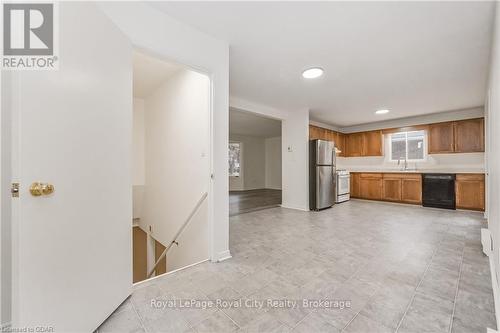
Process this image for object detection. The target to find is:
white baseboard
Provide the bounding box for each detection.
[133,258,209,287]
[483,228,500,331]
[280,204,309,212]
[488,256,500,333]
[216,250,232,262]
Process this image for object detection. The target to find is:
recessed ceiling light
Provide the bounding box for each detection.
[302,67,324,79]
[375,109,390,115]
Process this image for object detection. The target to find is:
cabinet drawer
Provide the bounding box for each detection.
[401,173,421,180]
[456,174,484,181]
[360,173,383,179]
[382,173,406,179]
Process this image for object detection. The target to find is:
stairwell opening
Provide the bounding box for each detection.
[132,49,211,283]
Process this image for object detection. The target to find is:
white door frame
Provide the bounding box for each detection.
[132,44,215,268]
[96,1,231,263]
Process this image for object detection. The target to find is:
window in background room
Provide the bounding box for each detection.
[390,130,425,161]
[228,142,241,177]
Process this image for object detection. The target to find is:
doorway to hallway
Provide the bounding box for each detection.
[228,109,282,216]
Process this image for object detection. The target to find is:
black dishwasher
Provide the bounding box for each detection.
[422,174,456,210]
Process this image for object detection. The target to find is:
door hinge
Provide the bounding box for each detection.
[11,182,20,198]
[211,173,215,180]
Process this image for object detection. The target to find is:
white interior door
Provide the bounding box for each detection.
[9,3,132,331]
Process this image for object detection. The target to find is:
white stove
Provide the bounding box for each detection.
[336,170,350,203]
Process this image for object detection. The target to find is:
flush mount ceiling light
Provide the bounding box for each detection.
[302,67,324,79]
[375,109,390,115]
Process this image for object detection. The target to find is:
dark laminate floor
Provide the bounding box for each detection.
[229,189,282,216]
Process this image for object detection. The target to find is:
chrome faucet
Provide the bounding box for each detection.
[398,156,408,171]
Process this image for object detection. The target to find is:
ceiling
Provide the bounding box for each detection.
[133,50,182,98]
[230,108,281,138]
[149,1,495,126]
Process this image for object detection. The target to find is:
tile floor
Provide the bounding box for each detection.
[229,189,282,216]
[98,200,495,332]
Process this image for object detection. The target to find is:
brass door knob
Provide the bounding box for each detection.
[30,182,55,196]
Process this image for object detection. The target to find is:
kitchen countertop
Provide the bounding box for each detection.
[344,169,485,174]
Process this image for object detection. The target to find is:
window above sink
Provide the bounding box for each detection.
[390,130,426,162]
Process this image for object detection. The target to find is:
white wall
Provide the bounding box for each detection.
[133,99,145,220]
[229,134,265,191]
[487,2,500,305]
[99,2,230,262]
[231,97,309,210]
[228,134,282,191]
[133,99,145,186]
[338,132,485,173]
[141,69,210,272]
[265,137,282,190]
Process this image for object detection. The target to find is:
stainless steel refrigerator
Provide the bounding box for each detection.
[309,139,336,210]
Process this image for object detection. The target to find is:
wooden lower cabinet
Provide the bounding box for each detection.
[353,172,423,205]
[359,174,383,200]
[401,175,422,204]
[352,172,484,210]
[350,173,361,198]
[456,174,485,211]
[382,176,402,202]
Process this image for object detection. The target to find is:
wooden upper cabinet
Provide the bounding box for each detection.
[345,131,382,157]
[311,117,484,157]
[309,125,320,140]
[454,118,484,153]
[428,122,455,154]
[363,130,383,156]
[309,125,346,157]
[309,125,327,140]
[428,118,485,154]
[456,174,485,211]
[326,130,336,143]
[346,133,364,157]
[309,125,333,142]
[317,127,328,141]
[336,133,346,157]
